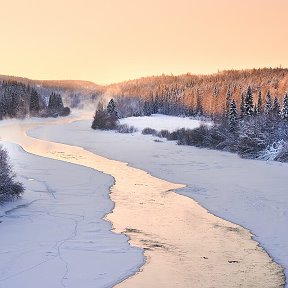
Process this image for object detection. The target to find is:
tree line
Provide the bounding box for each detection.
[104,68,288,118]
[0,81,70,120]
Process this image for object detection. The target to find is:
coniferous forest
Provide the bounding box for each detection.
[0,80,70,119]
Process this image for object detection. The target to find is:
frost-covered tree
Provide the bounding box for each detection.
[229,99,238,131]
[143,101,152,116]
[153,94,160,113]
[240,93,245,118]
[273,96,280,117]
[107,98,116,114]
[244,86,254,116]
[257,90,263,115]
[225,89,232,118]
[264,91,273,116]
[282,93,288,120]
[29,89,40,113]
[253,105,257,115]
[48,92,64,111]
[0,147,24,203]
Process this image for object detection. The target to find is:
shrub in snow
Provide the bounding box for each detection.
[176,126,208,146]
[157,129,170,138]
[0,147,24,203]
[275,142,288,162]
[60,107,71,116]
[116,124,137,133]
[237,134,267,159]
[258,140,286,161]
[166,131,179,141]
[237,118,270,158]
[206,125,237,151]
[142,127,157,135]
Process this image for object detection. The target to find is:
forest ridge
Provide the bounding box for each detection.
[105,68,288,117]
[1,68,288,118]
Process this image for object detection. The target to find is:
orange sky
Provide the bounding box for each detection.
[1,0,287,84]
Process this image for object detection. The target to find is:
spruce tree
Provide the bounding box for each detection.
[229,99,238,131]
[153,94,159,113]
[244,86,254,116]
[253,105,257,115]
[282,93,288,120]
[29,89,40,113]
[107,99,116,114]
[225,89,232,118]
[240,93,245,118]
[264,91,273,116]
[273,96,280,117]
[48,92,64,112]
[143,101,152,116]
[257,90,263,115]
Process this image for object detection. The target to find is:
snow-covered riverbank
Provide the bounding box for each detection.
[0,141,143,288]
[28,114,288,285]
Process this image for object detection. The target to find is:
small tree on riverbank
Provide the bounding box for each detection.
[0,147,24,203]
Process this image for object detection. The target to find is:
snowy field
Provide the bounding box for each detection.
[29,114,288,283]
[0,141,143,288]
[119,114,205,132]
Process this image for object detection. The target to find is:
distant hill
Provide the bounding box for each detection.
[2,68,288,116]
[0,75,102,91]
[0,75,104,110]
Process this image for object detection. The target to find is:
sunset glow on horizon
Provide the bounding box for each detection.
[1,0,288,85]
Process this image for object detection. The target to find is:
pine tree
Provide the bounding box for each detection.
[229,99,238,131]
[153,94,159,113]
[195,92,203,116]
[253,105,257,115]
[264,91,273,116]
[273,96,280,117]
[107,99,116,114]
[240,93,245,118]
[257,90,263,115]
[282,93,288,120]
[244,86,254,116]
[143,101,152,116]
[225,89,232,118]
[29,89,40,113]
[48,92,64,111]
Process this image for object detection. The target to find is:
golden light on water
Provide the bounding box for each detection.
[1,0,288,84]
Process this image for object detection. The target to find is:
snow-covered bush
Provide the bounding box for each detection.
[0,147,24,203]
[142,127,157,135]
[176,126,209,146]
[116,124,137,133]
[259,140,286,161]
[275,142,288,162]
[157,129,170,138]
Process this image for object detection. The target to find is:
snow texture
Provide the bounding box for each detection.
[28,114,288,283]
[119,114,205,132]
[0,141,143,288]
